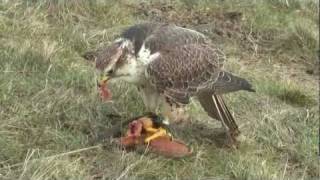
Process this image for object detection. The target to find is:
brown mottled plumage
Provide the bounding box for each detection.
[146,43,224,104]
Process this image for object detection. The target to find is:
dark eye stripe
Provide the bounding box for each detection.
[107,69,114,74]
[115,54,126,68]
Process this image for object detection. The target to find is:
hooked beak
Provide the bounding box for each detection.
[97,75,109,87]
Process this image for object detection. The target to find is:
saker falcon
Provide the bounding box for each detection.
[83,23,255,145]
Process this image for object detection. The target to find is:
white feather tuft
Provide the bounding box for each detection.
[137,43,160,65]
[114,38,131,49]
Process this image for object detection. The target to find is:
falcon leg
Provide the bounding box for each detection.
[174,107,190,123]
[144,127,168,143]
[139,86,161,112]
[220,121,239,148]
[161,101,188,124]
[144,127,159,133]
[160,101,174,124]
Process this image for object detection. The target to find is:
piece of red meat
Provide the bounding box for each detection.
[99,83,112,101]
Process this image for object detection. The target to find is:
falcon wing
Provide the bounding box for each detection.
[146,43,225,104]
[120,23,211,55]
[144,24,212,54]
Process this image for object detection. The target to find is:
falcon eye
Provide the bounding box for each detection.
[107,69,114,75]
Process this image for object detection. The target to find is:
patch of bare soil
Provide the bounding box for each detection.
[126,1,243,43]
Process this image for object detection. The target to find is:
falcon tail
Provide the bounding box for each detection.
[211,95,240,136]
[214,71,255,94]
[197,92,240,136]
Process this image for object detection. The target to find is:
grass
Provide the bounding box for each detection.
[256,78,317,107]
[0,0,319,179]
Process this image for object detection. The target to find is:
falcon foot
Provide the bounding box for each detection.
[144,127,169,144]
[121,112,172,144]
[223,129,240,149]
[118,113,191,158]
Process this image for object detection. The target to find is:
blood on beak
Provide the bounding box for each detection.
[97,75,109,86]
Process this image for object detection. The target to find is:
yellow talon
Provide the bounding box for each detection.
[136,115,172,144]
[144,127,160,133]
[144,128,167,143]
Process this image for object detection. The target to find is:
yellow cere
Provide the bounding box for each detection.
[99,75,109,86]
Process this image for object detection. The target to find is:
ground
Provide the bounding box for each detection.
[0,0,319,180]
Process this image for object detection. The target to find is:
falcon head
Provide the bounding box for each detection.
[83,39,141,84]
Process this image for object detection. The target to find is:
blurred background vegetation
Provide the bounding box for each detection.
[0,0,318,179]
